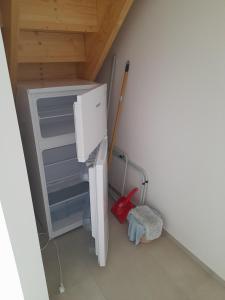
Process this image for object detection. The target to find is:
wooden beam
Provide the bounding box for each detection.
[19,0,99,33]
[0,0,19,90]
[18,62,77,82]
[78,0,134,80]
[18,31,86,63]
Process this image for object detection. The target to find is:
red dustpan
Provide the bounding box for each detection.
[111,188,139,223]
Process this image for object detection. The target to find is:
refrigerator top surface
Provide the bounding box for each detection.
[17,79,98,95]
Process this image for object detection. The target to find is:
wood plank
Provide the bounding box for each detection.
[96,0,110,27]
[78,0,134,80]
[18,31,86,63]
[0,0,19,90]
[18,62,77,82]
[78,0,133,80]
[19,0,98,33]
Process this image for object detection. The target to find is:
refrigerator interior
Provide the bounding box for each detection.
[36,92,98,236]
[42,144,92,233]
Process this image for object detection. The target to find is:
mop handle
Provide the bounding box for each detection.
[108,61,130,166]
[119,61,130,102]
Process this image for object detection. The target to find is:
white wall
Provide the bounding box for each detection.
[0,31,49,300]
[0,202,24,300]
[99,0,225,280]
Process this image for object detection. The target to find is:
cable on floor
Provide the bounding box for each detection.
[38,232,65,294]
[53,239,65,294]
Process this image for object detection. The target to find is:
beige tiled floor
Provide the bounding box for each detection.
[42,213,225,300]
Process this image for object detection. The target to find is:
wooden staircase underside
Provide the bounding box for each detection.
[0,0,133,88]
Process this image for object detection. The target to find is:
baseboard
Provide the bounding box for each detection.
[164,230,225,287]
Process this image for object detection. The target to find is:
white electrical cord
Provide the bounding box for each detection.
[38,233,65,294]
[54,240,65,294]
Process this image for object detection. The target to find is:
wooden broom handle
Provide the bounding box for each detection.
[108,61,130,166]
[120,61,129,99]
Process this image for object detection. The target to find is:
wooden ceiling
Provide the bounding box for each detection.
[0,0,133,89]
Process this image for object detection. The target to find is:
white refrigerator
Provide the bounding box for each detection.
[17,81,109,267]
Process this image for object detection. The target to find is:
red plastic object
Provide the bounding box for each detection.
[111,188,139,223]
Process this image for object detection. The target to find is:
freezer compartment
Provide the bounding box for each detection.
[37,96,76,138]
[49,182,90,233]
[39,115,75,138]
[37,96,76,119]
